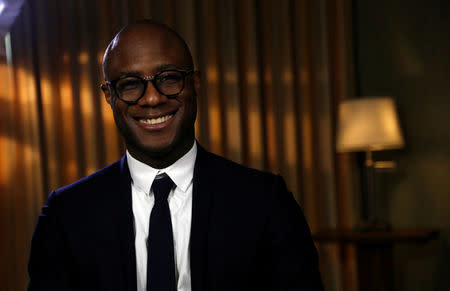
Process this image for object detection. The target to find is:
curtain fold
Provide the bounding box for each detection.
[0,1,357,290]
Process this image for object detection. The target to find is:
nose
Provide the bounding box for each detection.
[137,81,167,107]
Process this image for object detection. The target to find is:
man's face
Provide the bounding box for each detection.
[102,27,199,162]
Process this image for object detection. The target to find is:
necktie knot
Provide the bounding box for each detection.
[151,174,174,202]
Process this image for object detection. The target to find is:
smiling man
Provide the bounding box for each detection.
[28,20,323,291]
[102,22,198,169]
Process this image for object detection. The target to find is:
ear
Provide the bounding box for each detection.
[100,84,113,106]
[193,70,201,92]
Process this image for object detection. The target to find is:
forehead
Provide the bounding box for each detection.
[104,26,191,78]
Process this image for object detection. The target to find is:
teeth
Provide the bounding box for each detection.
[139,114,173,125]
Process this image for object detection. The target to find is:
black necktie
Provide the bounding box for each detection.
[147,174,176,291]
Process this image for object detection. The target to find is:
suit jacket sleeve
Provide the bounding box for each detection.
[28,191,74,291]
[266,175,323,291]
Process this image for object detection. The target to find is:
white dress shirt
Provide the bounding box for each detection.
[126,142,197,291]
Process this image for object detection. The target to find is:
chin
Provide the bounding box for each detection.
[135,139,176,157]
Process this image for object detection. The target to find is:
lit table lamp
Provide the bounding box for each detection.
[337,97,405,230]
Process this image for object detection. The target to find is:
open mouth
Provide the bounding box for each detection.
[138,114,174,125]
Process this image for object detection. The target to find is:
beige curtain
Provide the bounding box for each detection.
[0,0,358,290]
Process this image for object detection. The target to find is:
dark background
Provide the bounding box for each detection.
[354,0,450,290]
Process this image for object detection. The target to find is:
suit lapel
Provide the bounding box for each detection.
[114,156,137,291]
[190,146,215,291]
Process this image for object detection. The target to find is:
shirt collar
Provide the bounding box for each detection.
[126,141,197,195]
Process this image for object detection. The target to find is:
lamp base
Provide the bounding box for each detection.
[356,220,392,232]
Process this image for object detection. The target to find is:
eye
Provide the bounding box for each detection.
[116,78,142,91]
[156,71,183,84]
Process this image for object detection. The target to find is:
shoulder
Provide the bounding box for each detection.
[196,147,289,205]
[37,158,125,223]
[197,147,281,186]
[49,158,124,202]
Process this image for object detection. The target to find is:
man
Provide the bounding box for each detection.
[28,20,323,291]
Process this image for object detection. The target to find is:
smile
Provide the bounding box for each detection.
[138,114,173,125]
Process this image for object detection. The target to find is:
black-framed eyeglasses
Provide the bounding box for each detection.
[101,69,193,104]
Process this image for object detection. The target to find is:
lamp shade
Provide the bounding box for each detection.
[337,97,405,152]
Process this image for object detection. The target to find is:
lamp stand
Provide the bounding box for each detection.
[358,150,391,231]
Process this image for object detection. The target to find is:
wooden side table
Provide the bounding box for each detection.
[312,229,439,291]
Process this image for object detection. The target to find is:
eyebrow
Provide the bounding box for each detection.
[154,64,180,71]
[116,64,192,79]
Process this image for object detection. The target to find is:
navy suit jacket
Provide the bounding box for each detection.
[28,145,323,291]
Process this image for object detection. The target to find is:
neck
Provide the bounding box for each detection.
[127,139,195,169]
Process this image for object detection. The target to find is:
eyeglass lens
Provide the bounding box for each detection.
[115,70,185,102]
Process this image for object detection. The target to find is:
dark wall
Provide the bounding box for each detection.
[354,1,450,290]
